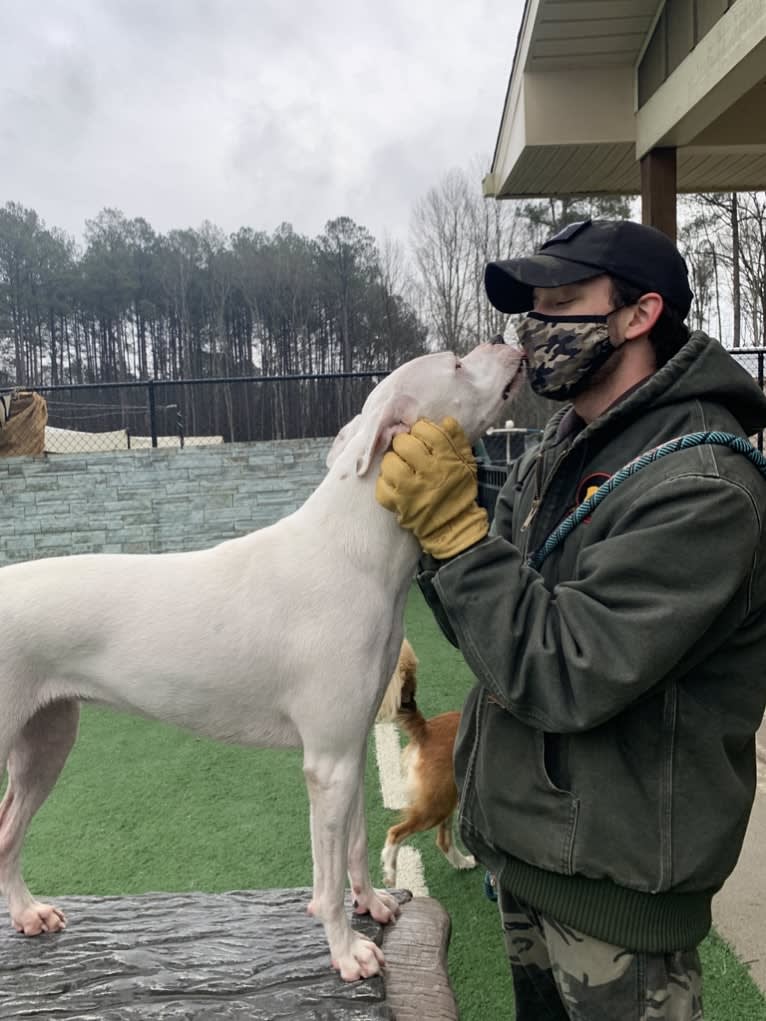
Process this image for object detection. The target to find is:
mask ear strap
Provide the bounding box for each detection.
[526,311,612,325]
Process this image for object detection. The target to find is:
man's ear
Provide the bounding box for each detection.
[624,292,663,340]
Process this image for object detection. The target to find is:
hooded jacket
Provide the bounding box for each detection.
[417,332,766,952]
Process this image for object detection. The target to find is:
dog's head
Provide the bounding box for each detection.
[327,342,524,477]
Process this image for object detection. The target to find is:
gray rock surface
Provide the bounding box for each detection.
[0,888,457,1020]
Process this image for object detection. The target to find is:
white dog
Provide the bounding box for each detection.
[0,342,522,981]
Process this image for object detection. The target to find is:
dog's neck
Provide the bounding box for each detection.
[295,437,421,585]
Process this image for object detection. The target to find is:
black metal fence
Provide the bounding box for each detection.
[736,348,766,454]
[24,367,558,455]
[31,372,389,454]
[6,345,765,459]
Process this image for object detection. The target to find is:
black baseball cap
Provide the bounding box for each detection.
[485,219,693,318]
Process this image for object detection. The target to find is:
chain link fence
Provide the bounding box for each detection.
[732,348,766,454]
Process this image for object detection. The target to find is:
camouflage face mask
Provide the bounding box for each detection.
[516,312,619,401]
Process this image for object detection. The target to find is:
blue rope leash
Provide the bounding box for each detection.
[528,431,766,572]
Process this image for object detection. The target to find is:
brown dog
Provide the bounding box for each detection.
[377,639,476,887]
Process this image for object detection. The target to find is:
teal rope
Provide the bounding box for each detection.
[528,431,766,572]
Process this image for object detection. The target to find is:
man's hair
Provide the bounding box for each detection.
[609,277,690,369]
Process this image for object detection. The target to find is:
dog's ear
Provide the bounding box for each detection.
[353,394,417,477]
[328,394,418,476]
[326,414,362,468]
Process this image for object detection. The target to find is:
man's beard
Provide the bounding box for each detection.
[582,342,626,391]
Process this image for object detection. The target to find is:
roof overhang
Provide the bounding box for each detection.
[486,0,766,198]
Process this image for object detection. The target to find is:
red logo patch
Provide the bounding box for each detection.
[576,472,611,506]
[573,472,611,524]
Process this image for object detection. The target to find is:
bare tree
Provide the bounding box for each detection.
[519,195,633,251]
[410,169,476,351]
[466,168,526,343]
[410,165,529,351]
[736,194,766,346]
[691,192,766,347]
[678,207,718,335]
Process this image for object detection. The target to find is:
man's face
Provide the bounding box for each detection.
[529,274,630,395]
[531,274,615,318]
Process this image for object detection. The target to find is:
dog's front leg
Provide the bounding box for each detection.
[347,776,400,922]
[303,747,387,981]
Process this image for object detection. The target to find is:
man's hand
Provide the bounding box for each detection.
[375,417,489,560]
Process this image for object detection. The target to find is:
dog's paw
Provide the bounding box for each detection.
[446,845,478,871]
[332,934,385,981]
[353,888,400,924]
[13,902,67,936]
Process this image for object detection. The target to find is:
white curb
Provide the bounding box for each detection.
[374,721,429,897]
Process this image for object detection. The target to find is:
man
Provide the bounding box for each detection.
[375,219,766,1020]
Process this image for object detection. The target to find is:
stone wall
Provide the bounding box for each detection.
[0,439,332,566]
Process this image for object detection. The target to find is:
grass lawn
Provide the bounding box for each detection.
[9,587,766,1020]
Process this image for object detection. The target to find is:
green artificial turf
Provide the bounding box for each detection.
[7,585,766,1020]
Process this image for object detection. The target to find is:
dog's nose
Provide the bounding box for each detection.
[490,334,506,345]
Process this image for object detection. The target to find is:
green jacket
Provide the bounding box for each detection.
[418,332,766,952]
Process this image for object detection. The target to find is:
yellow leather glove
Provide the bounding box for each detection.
[375,417,489,559]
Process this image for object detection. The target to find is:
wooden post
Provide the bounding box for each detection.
[640,147,677,240]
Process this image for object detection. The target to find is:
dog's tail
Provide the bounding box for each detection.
[376,638,430,743]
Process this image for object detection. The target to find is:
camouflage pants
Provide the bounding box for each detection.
[499,890,703,1021]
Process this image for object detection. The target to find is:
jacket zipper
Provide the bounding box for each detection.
[458,692,487,825]
[521,447,570,535]
[520,497,540,532]
[520,451,545,531]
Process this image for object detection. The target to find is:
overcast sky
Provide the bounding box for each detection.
[0,0,525,248]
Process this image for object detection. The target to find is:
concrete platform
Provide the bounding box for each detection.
[712,719,766,995]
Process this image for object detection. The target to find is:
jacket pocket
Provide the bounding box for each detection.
[566,691,668,892]
[456,690,580,876]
